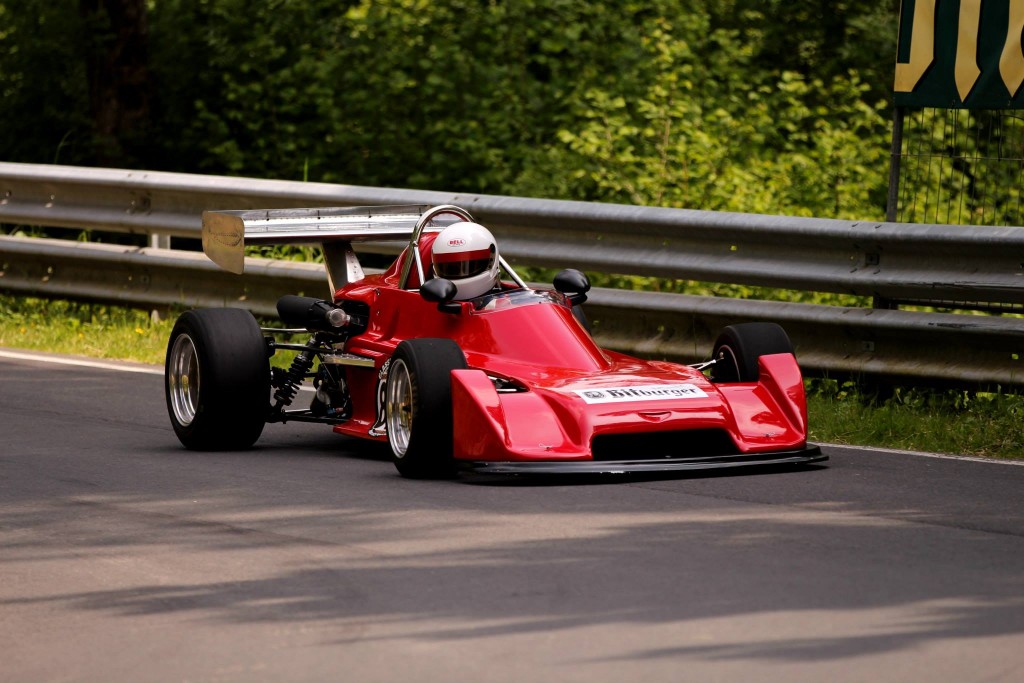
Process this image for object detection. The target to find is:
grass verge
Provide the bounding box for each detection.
[2,293,1021,459]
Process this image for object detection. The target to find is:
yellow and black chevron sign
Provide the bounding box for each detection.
[895,0,1024,108]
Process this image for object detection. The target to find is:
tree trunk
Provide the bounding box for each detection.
[79,0,152,166]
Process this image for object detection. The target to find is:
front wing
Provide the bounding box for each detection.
[461,445,825,475]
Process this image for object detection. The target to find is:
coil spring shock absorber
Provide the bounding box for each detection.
[273,344,316,409]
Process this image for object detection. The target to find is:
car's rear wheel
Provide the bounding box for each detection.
[165,308,270,450]
[710,322,794,383]
[386,338,467,478]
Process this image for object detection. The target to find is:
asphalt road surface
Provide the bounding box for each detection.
[2,349,1023,683]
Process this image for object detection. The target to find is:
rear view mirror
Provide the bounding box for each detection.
[553,269,591,305]
[420,278,461,313]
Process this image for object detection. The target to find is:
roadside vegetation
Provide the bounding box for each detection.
[2,1,896,221]
[3,294,1021,460]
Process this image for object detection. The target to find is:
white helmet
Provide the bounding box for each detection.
[431,222,500,300]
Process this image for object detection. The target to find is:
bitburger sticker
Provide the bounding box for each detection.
[573,383,708,404]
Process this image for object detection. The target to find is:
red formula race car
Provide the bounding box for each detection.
[165,204,825,477]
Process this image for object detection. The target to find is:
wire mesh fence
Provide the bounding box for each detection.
[885,108,1024,313]
[892,108,1024,227]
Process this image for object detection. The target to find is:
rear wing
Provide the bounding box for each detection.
[202,204,472,292]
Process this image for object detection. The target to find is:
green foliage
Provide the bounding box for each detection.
[245,243,323,263]
[0,1,94,165]
[806,378,1024,459]
[145,0,352,177]
[511,3,891,217]
[895,109,1024,227]
[1,0,898,221]
[0,294,178,363]
[0,294,298,368]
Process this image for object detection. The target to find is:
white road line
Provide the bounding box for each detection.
[821,442,1024,466]
[0,348,315,391]
[0,349,163,375]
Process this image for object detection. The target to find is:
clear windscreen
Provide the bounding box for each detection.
[472,287,567,311]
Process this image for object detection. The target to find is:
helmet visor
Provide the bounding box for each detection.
[434,246,495,280]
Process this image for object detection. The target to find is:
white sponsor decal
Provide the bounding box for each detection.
[573,383,708,404]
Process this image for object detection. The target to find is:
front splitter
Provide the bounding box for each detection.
[462,445,826,475]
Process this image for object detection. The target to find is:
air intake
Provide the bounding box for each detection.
[591,429,739,461]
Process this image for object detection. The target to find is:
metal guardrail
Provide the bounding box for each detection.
[4,162,1024,305]
[2,162,1024,387]
[0,235,326,313]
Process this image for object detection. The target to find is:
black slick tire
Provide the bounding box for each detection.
[710,322,794,383]
[385,338,467,478]
[165,308,270,450]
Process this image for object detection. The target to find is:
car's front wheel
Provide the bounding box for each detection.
[165,308,270,450]
[710,322,794,383]
[386,338,467,478]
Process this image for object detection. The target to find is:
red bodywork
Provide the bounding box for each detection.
[329,237,817,471]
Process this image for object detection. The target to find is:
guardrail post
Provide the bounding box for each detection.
[148,234,171,320]
[886,107,905,224]
[876,106,907,312]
